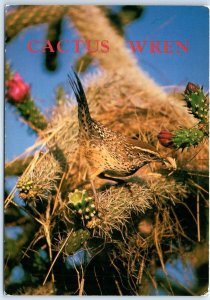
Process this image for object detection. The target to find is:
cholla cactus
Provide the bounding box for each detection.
[184,82,208,123]
[158,82,208,150]
[16,153,61,202]
[172,128,204,149]
[63,229,90,255]
[158,127,205,149]
[5,64,47,131]
[16,176,37,200]
[68,190,100,227]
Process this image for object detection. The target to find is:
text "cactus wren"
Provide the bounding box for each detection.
[68,71,172,190]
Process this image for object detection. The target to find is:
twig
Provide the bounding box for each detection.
[154,213,174,295]
[43,229,73,285]
[183,146,204,167]
[79,266,85,296]
[79,278,85,296]
[188,179,209,194]
[114,277,123,295]
[72,257,85,295]
[44,200,55,286]
[197,192,201,242]
[147,270,158,295]
[94,266,102,295]
[52,171,66,215]
[136,255,145,285]
[154,214,167,274]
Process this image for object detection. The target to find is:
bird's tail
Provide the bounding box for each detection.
[68,70,92,128]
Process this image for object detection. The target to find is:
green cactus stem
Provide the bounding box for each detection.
[5,63,48,131]
[64,229,90,255]
[14,97,48,131]
[68,190,100,227]
[45,19,62,71]
[172,128,204,149]
[184,82,208,124]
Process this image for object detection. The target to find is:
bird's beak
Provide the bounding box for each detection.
[162,157,177,170]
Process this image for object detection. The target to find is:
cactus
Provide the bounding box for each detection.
[16,153,61,202]
[6,5,68,41]
[172,128,204,149]
[5,64,48,131]
[184,82,208,124]
[14,97,48,130]
[17,176,38,200]
[64,229,90,255]
[158,82,208,150]
[68,190,100,227]
[45,19,62,71]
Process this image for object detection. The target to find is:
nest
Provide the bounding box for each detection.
[19,70,207,193]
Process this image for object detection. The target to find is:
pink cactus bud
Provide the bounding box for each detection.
[157,129,174,148]
[185,82,199,94]
[6,73,30,102]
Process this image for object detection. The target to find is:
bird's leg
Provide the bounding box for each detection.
[90,179,99,210]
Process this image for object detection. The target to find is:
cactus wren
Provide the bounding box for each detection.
[68,71,172,192]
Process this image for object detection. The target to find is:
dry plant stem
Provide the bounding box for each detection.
[43,201,55,287]
[154,213,174,295]
[79,277,85,296]
[8,199,43,227]
[72,258,85,295]
[43,229,73,286]
[52,171,66,215]
[21,229,44,259]
[136,255,145,285]
[154,214,167,275]
[197,192,201,242]
[147,271,158,295]
[182,147,203,168]
[189,179,209,194]
[149,256,158,293]
[114,277,123,295]
[94,266,102,295]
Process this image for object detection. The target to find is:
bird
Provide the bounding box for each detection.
[68,70,174,203]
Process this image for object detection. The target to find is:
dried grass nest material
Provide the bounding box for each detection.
[90,177,187,239]
[15,70,208,204]
[38,71,207,190]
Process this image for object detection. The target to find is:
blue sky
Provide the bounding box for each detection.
[5,5,209,161]
[126,6,209,87]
